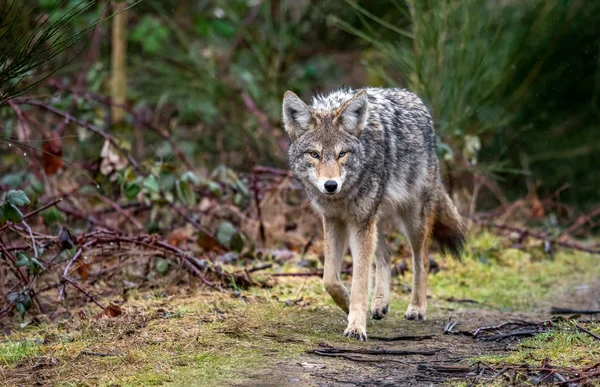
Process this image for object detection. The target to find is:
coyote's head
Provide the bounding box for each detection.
[282,90,368,198]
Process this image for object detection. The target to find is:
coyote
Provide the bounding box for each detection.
[282,87,465,341]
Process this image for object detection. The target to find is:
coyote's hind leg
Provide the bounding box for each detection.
[403,209,434,321]
[371,230,391,320]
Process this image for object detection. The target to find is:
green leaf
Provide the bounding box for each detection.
[131,15,171,54]
[176,180,197,207]
[15,253,29,267]
[14,293,32,318]
[21,293,32,310]
[28,257,46,274]
[0,172,26,188]
[0,206,4,224]
[15,302,26,318]
[143,175,160,194]
[155,259,170,274]
[216,221,244,251]
[216,221,237,247]
[3,203,23,222]
[5,190,30,207]
[180,171,200,185]
[230,232,244,253]
[29,176,44,195]
[207,181,222,197]
[7,292,18,303]
[125,182,141,200]
[159,172,177,192]
[212,20,236,38]
[41,207,65,225]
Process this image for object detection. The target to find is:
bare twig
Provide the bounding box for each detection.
[58,246,85,301]
[92,194,143,231]
[61,275,105,310]
[0,243,27,283]
[476,219,600,255]
[576,324,600,341]
[561,204,600,237]
[20,221,38,258]
[245,263,273,273]
[0,198,63,233]
[49,81,195,171]
[252,167,266,245]
[13,98,141,172]
[57,203,119,232]
[168,202,227,252]
[559,370,600,385]
[241,90,275,138]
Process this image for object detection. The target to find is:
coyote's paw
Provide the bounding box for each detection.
[343,325,368,341]
[404,304,426,321]
[371,299,388,320]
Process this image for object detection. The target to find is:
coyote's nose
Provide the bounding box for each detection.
[324,180,338,193]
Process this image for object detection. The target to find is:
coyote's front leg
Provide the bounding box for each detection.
[344,218,377,341]
[323,217,350,313]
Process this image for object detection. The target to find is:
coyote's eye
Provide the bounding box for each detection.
[338,151,347,158]
[309,151,319,159]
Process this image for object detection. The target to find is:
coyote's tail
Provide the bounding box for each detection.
[432,190,466,260]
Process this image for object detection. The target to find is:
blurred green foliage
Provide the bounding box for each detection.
[1,0,599,209]
[336,0,600,207]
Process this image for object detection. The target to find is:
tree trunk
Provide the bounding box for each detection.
[110,1,128,124]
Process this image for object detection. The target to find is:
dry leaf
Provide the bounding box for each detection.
[100,140,127,177]
[167,228,191,248]
[76,262,89,281]
[58,227,76,250]
[42,130,63,175]
[103,303,123,318]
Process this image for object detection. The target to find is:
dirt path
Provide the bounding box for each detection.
[237,281,600,386]
[236,309,546,386]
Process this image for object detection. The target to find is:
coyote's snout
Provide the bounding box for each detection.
[282,87,465,341]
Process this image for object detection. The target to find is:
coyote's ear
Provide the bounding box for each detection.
[282,91,313,140]
[334,90,368,136]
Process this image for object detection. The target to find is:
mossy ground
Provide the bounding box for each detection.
[1,232,599,386]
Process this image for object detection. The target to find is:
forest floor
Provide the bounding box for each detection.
[1,232,600,386]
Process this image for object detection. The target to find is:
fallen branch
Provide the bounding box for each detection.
[370,334,435,342]
[551,307,600,315]
[80,350,123,357]
[271,269,352,278]
[416,364,470,373]
[478,329,547,342]
[308,347,441,356]
[576,324,600,341]
[309,351,396,363]
[559,370,600,386]
[271,271,323,277]
[476,220,600,255]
